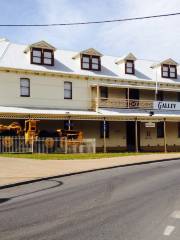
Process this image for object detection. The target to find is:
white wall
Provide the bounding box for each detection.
[0,72,91,110]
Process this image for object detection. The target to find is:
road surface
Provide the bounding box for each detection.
[1,159,180,239]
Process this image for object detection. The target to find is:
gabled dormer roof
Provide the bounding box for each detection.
[115,53,137,64]
[24,40,56,53]
[151,58,179,68]
[72,48,103,59]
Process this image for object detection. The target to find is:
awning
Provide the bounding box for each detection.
[0,106,180,121]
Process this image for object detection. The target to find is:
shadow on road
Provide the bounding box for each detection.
[0,179,63,204]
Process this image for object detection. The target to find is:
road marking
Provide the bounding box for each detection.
[163,225,175,236]
[171,211,180,219]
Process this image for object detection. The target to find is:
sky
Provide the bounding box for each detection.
[0,0,180,61]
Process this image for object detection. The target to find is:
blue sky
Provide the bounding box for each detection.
[1,0,180,61]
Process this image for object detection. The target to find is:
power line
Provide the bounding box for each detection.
[0,12,180,27]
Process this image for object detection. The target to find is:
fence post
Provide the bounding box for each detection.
[31,137,34,153]
[65,137,68,154]
[93,139,96,153]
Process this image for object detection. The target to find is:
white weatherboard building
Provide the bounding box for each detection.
[0,38,180,152]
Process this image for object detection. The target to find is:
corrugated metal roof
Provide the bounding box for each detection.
[0,39,180,85]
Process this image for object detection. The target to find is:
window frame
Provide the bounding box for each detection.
[81,54,101,71]
[64,81,72,100]
[43,49,54,66]
[31,48,54,66]
[20,78,30,97]
[125,60,135,75]
[81,54,90,70]
[31,48,42,65]
[161,64,177,79]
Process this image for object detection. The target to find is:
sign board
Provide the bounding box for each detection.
[145,122,155,128]
[153,101,180,111]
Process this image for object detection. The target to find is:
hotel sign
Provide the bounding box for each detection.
[145,122,155,128]
[153,101,180,111]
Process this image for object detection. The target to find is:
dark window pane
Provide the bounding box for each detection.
[157,91,164,101]
[100,87,108,98]
[157,122,164,138]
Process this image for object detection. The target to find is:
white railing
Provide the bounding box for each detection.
[0,137,96,154]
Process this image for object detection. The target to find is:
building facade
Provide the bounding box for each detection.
[0,38,180,152]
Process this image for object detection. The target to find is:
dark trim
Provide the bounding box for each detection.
[64,81,72,99]
[125,60,135,75]
[31,48,54,66]
[81,54,101,71]
[20,78,30,97]
[161,64,177,79]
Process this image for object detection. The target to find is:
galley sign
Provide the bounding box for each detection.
[153,101,180,111]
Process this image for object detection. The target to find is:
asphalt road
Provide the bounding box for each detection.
[1,160,180,240]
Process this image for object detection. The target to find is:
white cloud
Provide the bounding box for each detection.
[16,0,180,61]
[97,0,180,60]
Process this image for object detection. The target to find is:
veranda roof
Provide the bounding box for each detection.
[0,106,180,121]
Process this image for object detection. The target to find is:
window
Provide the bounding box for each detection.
[81,55,90,69]
[81,54,101,71]
[161,64,177,79]
[31,48,42,64]
[157,122,164,138]
[125,60,135,74]
[31,48,54,66]
[100,121,109,138]
[64,82,72,99]
[20,78,30,97]
[92,56,100,70]
[100,87,108,98]
[43,50,54,66]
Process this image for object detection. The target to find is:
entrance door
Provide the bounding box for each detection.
[126,121,135,151]
[126,121,141,152]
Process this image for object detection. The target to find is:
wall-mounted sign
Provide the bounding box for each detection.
[145,122,155,128]
[153,101,180,111]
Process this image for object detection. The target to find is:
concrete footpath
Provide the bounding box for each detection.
[1,153,180,188]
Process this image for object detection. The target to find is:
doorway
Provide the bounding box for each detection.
[126,121,140,151]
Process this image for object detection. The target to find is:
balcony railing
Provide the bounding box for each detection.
[92,98,154,110]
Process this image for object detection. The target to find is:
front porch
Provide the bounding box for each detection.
[0,116,180,153]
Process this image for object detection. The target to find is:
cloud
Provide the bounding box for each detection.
[97,0,180,60]
[1,0,180,61]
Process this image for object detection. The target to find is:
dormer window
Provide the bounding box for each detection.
[31,48,54,66]
[161,64,177,79]
[81,54,101,71]
[125,60,135,74]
